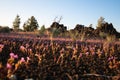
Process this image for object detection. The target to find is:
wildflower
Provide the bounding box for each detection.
[10,53,15,58]
[20,45,25,50]
[6,63,12,69]
[0,44,4,49]
[108,56,114,61]
[0,48,3,52]
[27,57,30,61]
[14,54,18,59]
[25,43,29,48]
[108,57,111,61]
[20,45,26,52]
[85,52,89,56]
[79,53,82,58]
[28,48,32,54]
[91,52,95,55]
[60,48,65,53]
[20,57,25,63]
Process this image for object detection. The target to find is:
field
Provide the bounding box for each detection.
[0,33,120,80]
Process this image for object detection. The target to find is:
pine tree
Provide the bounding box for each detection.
[13,15,20,31]
[23,16,39,31]
[40,25,46,34]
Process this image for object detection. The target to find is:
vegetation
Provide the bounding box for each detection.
[0,16,120,80]
[39,25,46,35]
[23,16,39,32]
[1,15,120,39]
[13,15,20,31]
[0,35,120,80]
[0,26,11,33]
[97,17,105,28]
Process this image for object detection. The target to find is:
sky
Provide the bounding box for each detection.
[0,0,120,31]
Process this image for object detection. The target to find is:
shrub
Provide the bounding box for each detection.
[0,26,11,33]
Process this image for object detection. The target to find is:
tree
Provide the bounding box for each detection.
[40,25,46,35]
[13,15,20,31]
[23,16,39,31]
[97,17,105,28]
[0,26,11,33]
[52,27,60,37]
[89,24,93,28]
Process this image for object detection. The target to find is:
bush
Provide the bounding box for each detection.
[0,26,11,33]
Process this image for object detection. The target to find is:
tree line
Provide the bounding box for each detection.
[0,15,120,39]
[13,15,39,32]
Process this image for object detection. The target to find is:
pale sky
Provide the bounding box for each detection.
[0,0,120,31]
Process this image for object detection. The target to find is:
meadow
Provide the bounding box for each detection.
[0,33,120,80]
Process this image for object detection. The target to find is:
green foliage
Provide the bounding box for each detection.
[13,15,20,31]
[39,25,46,35]
[23,16,39,32]
[0,26,11,33]
[51,28,60,37]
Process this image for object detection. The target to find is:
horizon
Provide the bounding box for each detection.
[0,0,120,32]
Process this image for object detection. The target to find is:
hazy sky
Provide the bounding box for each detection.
[0,0,120,31]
